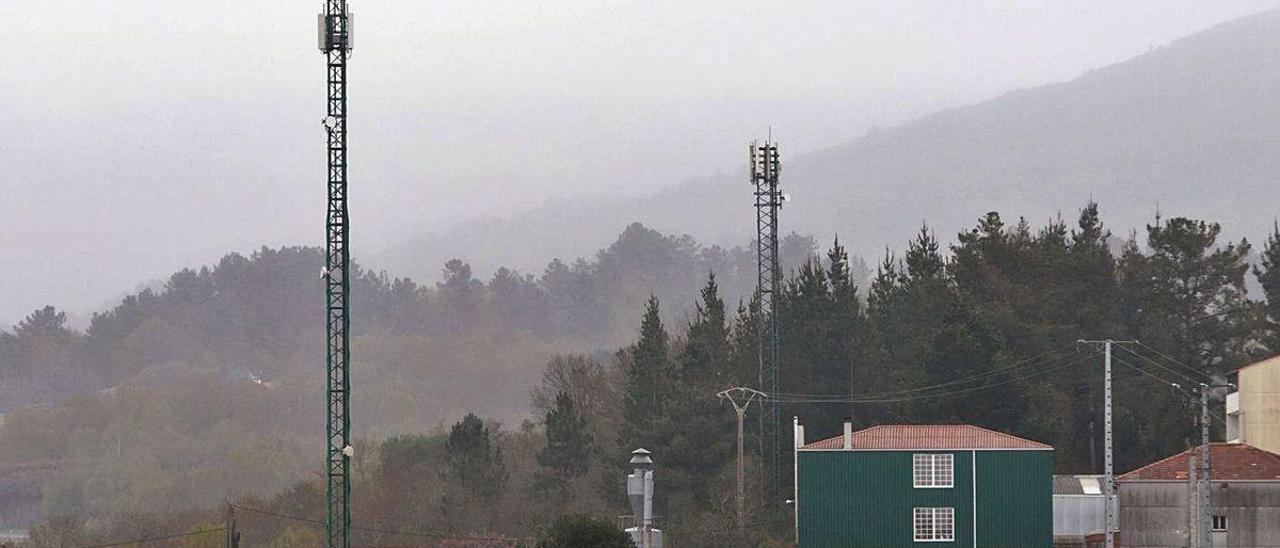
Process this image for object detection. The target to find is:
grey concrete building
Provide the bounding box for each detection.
[1117,443,1280,548]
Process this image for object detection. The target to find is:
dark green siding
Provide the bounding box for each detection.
[975,451,1052,548]
[796,450,1051,548]
[797,451,974,548]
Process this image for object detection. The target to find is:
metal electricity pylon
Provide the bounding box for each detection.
[750,140,783,498]
[718,387,766,533]
[318,2,353,547]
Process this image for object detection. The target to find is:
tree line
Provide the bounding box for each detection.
[7,203,1280,546]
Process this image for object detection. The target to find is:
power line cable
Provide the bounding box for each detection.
[771,342,1078,398]
[1109,355,1226,425]
[768,354,1084,403]
[80,527,225,548]
[1132,341,1214,380]
[767,353,1095,404]
[1113,345,1206,385]
[234,504,324,528]
[769,342,1082,400]
[351,523,523,542]
[233,504,520,542]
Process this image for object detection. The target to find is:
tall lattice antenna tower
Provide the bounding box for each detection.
[318,3,353,547]
[749,140,782,496]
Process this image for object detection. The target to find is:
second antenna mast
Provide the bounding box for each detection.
[750,140,783,496]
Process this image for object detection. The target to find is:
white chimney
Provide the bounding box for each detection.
[794,417,805,449]
[843,420,853,450]
[626,449,662,548]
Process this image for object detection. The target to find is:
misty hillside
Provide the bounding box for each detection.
[378,8,1280,280]
[0,223,841,526]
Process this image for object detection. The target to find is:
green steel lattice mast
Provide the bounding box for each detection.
[750,141,782,497]
[318,2,352,547]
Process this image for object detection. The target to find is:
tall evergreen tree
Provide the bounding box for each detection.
[538,392,594,488]
[1132,217,1253,374]
[680,274,729,384]
[445,413,507,499]
[1254,222,1280,352]
[827,239,865,421]
[619,296,670,453]
[1113,217,1253,466]
[664,275,735,505]
[1066,202,1120,338]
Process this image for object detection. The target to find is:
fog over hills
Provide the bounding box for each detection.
[377,8,1280,281]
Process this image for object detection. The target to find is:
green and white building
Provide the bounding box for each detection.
[794,421,1053,548]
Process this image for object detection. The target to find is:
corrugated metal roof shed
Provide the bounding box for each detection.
[1054,475,1085,495]
[1053,475,1103,495]
[801,424,1052,450]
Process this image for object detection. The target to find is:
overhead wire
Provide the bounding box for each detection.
[1108,354,1227,425]
[233,504,522,542]
[1126,340,1213,384]
[766,352,1096,404]
[767,342,1083,401]
[234,504,324,528]
[1114,344,1206,385]
[768,351,1087,403]
[80,527,225,548]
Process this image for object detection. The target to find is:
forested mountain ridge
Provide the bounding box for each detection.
[8,202,1280,547]
[0,222,829,528]
[0,224,832,415]
[377,7,1280,283]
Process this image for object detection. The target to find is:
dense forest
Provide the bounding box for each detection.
[0,223,828,534]
[3,203,1279,546]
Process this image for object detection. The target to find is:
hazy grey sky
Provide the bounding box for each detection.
[2,1,1277,325]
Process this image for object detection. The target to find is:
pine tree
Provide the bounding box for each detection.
[868,249,901,313]
[680,274,729,385]
[1066,202,1119,339]
[620,296,670,453]
[1254,222,1280,352]
[1138,217,1253,374]
[538,392,594,487]
[445,413,507,499]
[664,275,735,504]
[827,239,865,421]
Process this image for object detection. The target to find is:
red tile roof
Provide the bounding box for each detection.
[1118,443,1280,481]
[801,424,1052,450]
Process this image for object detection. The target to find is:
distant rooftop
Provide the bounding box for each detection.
[1053,475,1104,495]
[801,424,1052,451]
[1118,443,1280,481]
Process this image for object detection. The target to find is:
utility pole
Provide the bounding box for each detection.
[750,139,783,499]
[1079,339,1136,548]
[718,387,765,534]
[318,2,353,548]
[1186,436,1195,547]
[1103,340,1116,548]
[225,503,240,548]
[1199,383,1212,548]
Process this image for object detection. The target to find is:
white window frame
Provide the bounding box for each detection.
[913,507,955,542]
[913,453,954,488]
[1212,515,1227,531]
